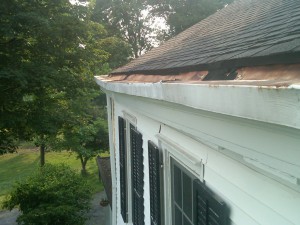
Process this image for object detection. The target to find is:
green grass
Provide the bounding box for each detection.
[0,147,105,209]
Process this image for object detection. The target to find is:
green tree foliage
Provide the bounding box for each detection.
[3,164,93,225]
[0,130,18,155]
[93,0,160,58]
[0,0,128,161]
[150,0,234,36]
[99,37,132,69]
[61,118,109,175]
[92,0,234,57]
[53,91,109,175]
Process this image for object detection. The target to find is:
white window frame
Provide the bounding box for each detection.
[123,111,137,224]
[157,133,204,225]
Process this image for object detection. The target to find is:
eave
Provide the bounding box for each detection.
[95,64,300,130]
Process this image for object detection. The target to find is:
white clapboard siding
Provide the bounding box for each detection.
[105,88,300,225]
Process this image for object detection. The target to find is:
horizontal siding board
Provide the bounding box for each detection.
[205,165,297,225]
[112,93,300,170]
[112,96,300,225]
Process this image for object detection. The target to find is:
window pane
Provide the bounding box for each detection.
[174,164,182,206]
[183,216,192,225]
[182,172,192,220]
[175,205,182,225]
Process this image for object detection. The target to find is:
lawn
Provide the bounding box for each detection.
[0,146,105,209]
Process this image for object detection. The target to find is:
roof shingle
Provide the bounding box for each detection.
[112,0,300,75]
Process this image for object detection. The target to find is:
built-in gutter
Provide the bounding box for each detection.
[95,75,300,130]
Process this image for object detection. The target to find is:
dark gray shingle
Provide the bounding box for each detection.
[112,0,300,75]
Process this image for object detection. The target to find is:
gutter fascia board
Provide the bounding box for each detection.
[94,76,300,130]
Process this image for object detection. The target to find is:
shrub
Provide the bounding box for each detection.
[3,164,93,225]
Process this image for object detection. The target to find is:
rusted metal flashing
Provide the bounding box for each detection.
[105,70,208,83]
[100,64,300,87]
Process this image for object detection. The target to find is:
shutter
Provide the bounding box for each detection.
[193,180,228,225]
[118,117,128,223]
[148,141,162,225]
[131,125,144,225]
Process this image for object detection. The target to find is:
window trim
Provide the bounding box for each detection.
[119,112,137,224]
[157,133,204,225]
[123,110,137,127]
[171,158,197,225]
[125,119,133,223]
[157,133,230,225]
[148,141,164,225]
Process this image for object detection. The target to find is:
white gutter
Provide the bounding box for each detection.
[95,76,300,130]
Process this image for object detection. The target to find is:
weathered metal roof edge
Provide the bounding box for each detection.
[95,75,300,130]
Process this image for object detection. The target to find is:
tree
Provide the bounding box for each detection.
[92,0,233,57]
[0,0,128,163]
[93,0,166,58]
[60,117,109,175]
[53,92,109,175]
[0,130,18,155]
[150,0,234,36]
[3,164,93,225]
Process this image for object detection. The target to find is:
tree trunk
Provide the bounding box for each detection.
[40,144,45,167]
[80,155,88,175]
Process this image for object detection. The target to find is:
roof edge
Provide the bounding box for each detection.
[95,75,300,130]
[111,52,300,76]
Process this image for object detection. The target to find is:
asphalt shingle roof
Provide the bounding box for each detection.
[112,0,300,75]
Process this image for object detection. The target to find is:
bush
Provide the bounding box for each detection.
[3,164,93,225]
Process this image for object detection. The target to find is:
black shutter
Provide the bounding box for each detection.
[131,125,144,225]
[148,141,162,225]
[193,179,228,225]
[118,117,128,223]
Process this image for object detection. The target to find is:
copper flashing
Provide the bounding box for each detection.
[100,64,300,87]
[106,70,208,83]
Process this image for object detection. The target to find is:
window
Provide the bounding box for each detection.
[118,116,145,225]
[157,133,229,225]
[172,159,195,225]
[171,158,229,225]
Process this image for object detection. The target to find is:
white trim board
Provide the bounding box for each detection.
[95,76,300,130]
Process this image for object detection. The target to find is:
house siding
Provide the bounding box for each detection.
[107,91,300,225]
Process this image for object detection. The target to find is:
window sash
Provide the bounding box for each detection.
[171,158,196,225]
[159,135,229,225]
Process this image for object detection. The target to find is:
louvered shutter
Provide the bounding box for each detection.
[193,179,228,225]
[131,125,144,225]
[118,117,128,223]
[148,141,162,225]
